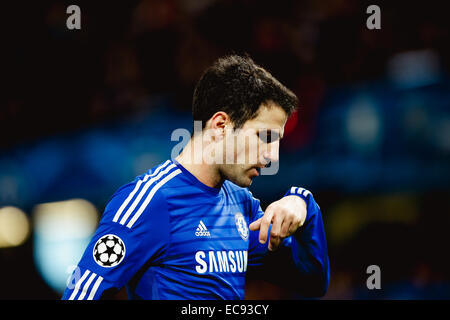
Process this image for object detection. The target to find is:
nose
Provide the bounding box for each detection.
[261,142,279,164]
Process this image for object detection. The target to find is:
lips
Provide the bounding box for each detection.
[249,167,260,177]
[248,164,266,178]
[254,163,268,169]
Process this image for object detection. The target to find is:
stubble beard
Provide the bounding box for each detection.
[218,163,255,188]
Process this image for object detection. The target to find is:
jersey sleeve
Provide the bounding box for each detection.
[61,183,170,300]
[247,187,330,297]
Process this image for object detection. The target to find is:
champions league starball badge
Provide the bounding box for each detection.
[93,234,126,268]
[234,212,249,241]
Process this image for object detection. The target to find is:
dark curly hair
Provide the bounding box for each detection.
[192,54,298,130]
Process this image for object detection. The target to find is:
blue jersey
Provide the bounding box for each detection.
[62,159,330,300]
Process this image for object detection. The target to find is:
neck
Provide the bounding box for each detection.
[175,138,224,189]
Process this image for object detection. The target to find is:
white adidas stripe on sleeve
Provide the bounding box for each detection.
[77,272,97,300]
[68,270,91,300]
[87,275,103,300]
[126,169,181,228]
[119,164,177,225]
[112,160,171,223]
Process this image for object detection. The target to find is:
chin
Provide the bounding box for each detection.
[221,167,254,188]
[231,176,253,188]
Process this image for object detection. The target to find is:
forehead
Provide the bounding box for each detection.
[242,101,288,131]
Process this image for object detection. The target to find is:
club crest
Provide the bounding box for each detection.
[234,212,249,241]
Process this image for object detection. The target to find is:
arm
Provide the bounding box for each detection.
[247,187,330,297]
[62,184,170,300]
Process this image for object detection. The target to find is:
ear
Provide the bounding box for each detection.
[209,111,231,136]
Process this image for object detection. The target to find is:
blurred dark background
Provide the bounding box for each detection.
[1,0,449,299]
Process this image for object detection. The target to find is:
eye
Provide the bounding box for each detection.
[257,130,280,144]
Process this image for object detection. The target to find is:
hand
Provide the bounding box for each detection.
[249,196,307,251]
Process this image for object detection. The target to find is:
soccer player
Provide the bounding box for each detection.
[62,55,330,300]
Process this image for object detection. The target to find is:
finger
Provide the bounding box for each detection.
[258,208,274,244]
[288,217,301,235]
[280,214,293,238]
[249,218,262,231]
[269,212,284,251]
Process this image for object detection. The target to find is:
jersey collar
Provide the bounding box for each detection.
[171,159,223,196]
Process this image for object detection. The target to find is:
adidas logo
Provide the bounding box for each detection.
[195,220,210,237]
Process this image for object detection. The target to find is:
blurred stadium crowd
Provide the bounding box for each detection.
[1,0,449,299]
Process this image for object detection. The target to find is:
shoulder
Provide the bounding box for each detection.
[102,160,181,229]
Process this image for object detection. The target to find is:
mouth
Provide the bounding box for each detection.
[249,167,261,177]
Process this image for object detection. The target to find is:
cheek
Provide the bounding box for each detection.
[224,131,260,165]
[248,140,261,164]
[222,135,235,161]
[231,136,248,162]
[240,135,260,162]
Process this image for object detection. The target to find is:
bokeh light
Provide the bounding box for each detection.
[32,199,98,293]
[0,206,30,248]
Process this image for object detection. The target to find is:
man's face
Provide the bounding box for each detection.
[219,101,288,187]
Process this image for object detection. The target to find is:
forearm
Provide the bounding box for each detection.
[246,188,330,297]
[284,189,330,297]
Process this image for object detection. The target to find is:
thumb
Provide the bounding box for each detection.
[249,218,262,231]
